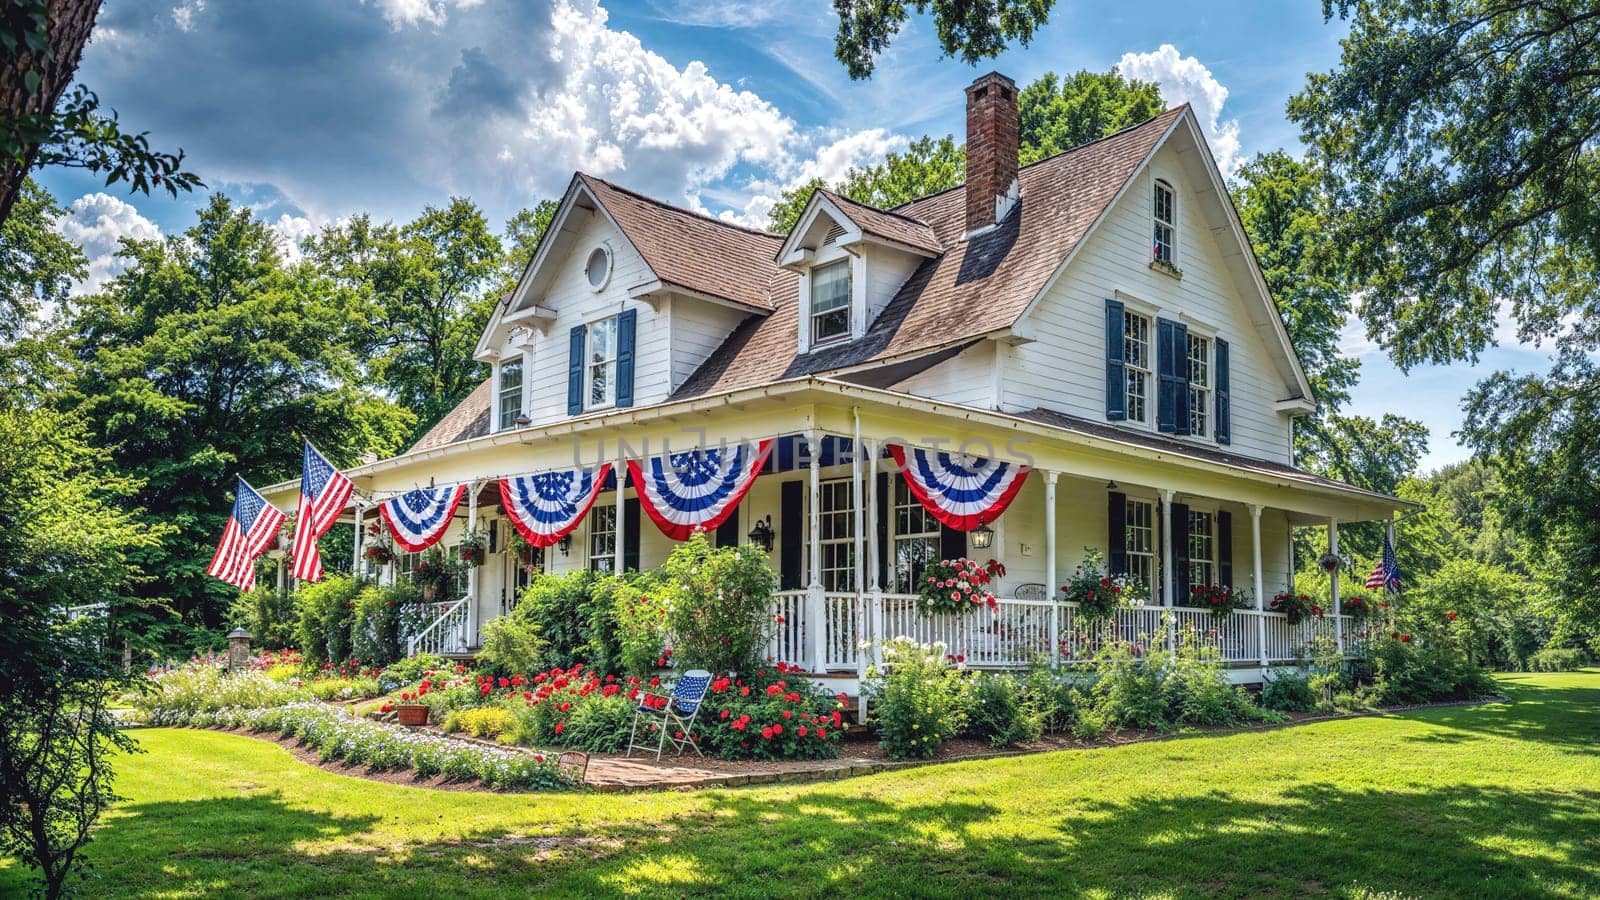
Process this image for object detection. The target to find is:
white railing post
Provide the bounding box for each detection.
[1329,518,1342,654]
[1045,470,1059,670]
[805,429,825,673]
[1251,504,1266,669]
[466,483,478,646]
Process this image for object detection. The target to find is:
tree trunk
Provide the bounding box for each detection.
[1,0,103,225]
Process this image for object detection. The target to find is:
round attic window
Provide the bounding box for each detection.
[585,246,612,290]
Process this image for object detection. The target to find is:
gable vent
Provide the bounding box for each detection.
[822,222,847,245]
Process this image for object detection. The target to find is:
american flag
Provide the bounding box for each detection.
[1365,532,1401,594]
[206,478,286,591]
[290,442,353,581]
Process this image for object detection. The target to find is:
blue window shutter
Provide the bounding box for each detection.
[1107,491,1128,575]
[1215,338,1231,445]
[615,308,637,409]
[1217,510,1234,587]
[1156,318,1177,432]
[566,325,585,415]
[1173,321,1190,436]
[1105,299,1126,420]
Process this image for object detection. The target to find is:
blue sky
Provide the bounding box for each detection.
[38,0,1556,472]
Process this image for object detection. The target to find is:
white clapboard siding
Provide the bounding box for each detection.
[670,298,750,391]
[890,341,997,410]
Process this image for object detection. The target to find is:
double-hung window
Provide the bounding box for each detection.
[498,359,523,429]
[1187,509,1215,588]
[1124,311,1152,424]
[1187,334,1210,438]
[817,479,855,592]
[809,260,851,346]
[1153,180,1176,264]
[588,504,616,573]
[1125,497,1157,599]
[892,478,942,594]
[587,315,618,409]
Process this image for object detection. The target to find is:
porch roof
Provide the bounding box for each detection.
[258,377,1413,520]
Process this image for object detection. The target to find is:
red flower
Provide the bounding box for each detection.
[781,709,792,719]
[816,727,827,739]
[554,722,565,735]
[772,724,783,736]
[1445,611,1458,621]
[1400,634,1413,643]
[761,726,774,740]
[739,686,750,697]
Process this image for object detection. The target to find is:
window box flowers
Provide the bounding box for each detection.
[1189,584,1249,621]
[1061,548,1147,622]
[918,557,1003,614]
[1341,593,1374,621]
[1269,591,1321,625]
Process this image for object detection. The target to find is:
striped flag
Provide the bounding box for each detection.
[1365,532,1401,594]
[290,442,353,582]
[206,478,286,591]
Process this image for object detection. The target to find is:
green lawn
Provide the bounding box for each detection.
[5,671,1599,898]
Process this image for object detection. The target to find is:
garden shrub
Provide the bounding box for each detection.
[294,575,364,667]
[661,534,778,675]
[377,653,449,690]
[607,577,671,678]
[443,706,514,739]
[1527,647,1588,672]
[230,584,297,650]
[1260,669,1317,713]
[515,569,600,670]
[478,613,548,677]
[1164,634,1276,727]
[697,663,847,761]
[1017,664,1076,734]
[1403,559,1548,670]
[1370,633,1498,705]
[351,582,417,668]
[500,664,638,753]
[130,665,309,724]
[865,638,968,759]
[963,671,1043,747]
[1069,637,1169,740]
[301,676,382,702]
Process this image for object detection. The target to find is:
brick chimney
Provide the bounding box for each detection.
[965,71,1019,234]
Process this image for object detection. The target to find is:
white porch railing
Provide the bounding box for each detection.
[408,597,471,657]
[766,590,1364,672]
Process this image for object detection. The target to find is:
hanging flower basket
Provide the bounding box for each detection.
[1318,553,1342,574]
[458,528,487,567]
[918,558,1003,614]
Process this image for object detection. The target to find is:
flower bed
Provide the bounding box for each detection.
[130,666,311,725]
[697,662,846,760]
[185,703,575,791]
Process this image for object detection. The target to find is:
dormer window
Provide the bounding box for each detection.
[498,359,524,429]
[810,260,851,346]
[1153,180,1176,264]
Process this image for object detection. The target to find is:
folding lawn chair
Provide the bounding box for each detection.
[624,669,712,761]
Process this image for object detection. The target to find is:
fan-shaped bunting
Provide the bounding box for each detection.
[887,443,1030,532]
[378,483,468,552]
[628,440,774,541]
[498,463,612,549]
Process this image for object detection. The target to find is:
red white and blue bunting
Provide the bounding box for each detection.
[498,464,613,549]
[887,443,1030,532]
[378,483,468,553]
[628,440,774,541]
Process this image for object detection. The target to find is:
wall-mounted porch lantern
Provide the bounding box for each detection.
[970,518,995,550]
[748,515,774,552]
[559,534,573,556]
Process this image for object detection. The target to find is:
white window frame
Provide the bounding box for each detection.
[497,358,524,430]
[1187,332,1211,439]
[1153,179,1176,264]
[1125,497,1158,601]
[809,259,851,347]
[588,504,616,573]
[1123,310,1152,426]
[1186,508,1215,589]
[890,477,942,594]
[816,477,856,592]
[586,314,619,411]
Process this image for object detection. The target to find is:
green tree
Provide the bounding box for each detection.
[62,194,413,645]
[0,399,155,900]
[0,178,83,394]
[2,0,201,226]
[833,0,1058,80]
[768,69,1160,231]
[497,200,559,296]
[305,198,501,440]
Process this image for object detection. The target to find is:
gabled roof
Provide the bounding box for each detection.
[813,189,942,256]
[579,175,785,313]
[676,106,1187,398]
[411,378,492,452]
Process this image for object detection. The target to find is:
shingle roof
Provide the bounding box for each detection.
[411,378,491,452]
[816,189,942,255]
[675,107,1185,398]
[580,174,786,313]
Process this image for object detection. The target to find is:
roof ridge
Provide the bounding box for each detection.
[889,105,1188,214]
[817,188,934,228]
[582,174,783,240]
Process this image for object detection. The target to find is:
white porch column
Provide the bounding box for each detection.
[866,441,883,670]
[613,456,625,574]
[276,554,288,597]
[1044,470,1059,670]
[1328,518,1342,652]
[1161,488,1176,656]
[850,412,866,682]
[806,430,825,673]
[466,483,479,645]
[351,502,365,577]
[1251,504,1266,668]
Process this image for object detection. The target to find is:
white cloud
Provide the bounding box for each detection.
[269,213,319,264]
[370,0,483,28]
[57,193,162,295]
[171,0,204,31]
[1116,44,1242,175]
[723,128,908,228]
[1338,312,1381,358]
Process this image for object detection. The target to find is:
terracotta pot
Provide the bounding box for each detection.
[395,703,429,727]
